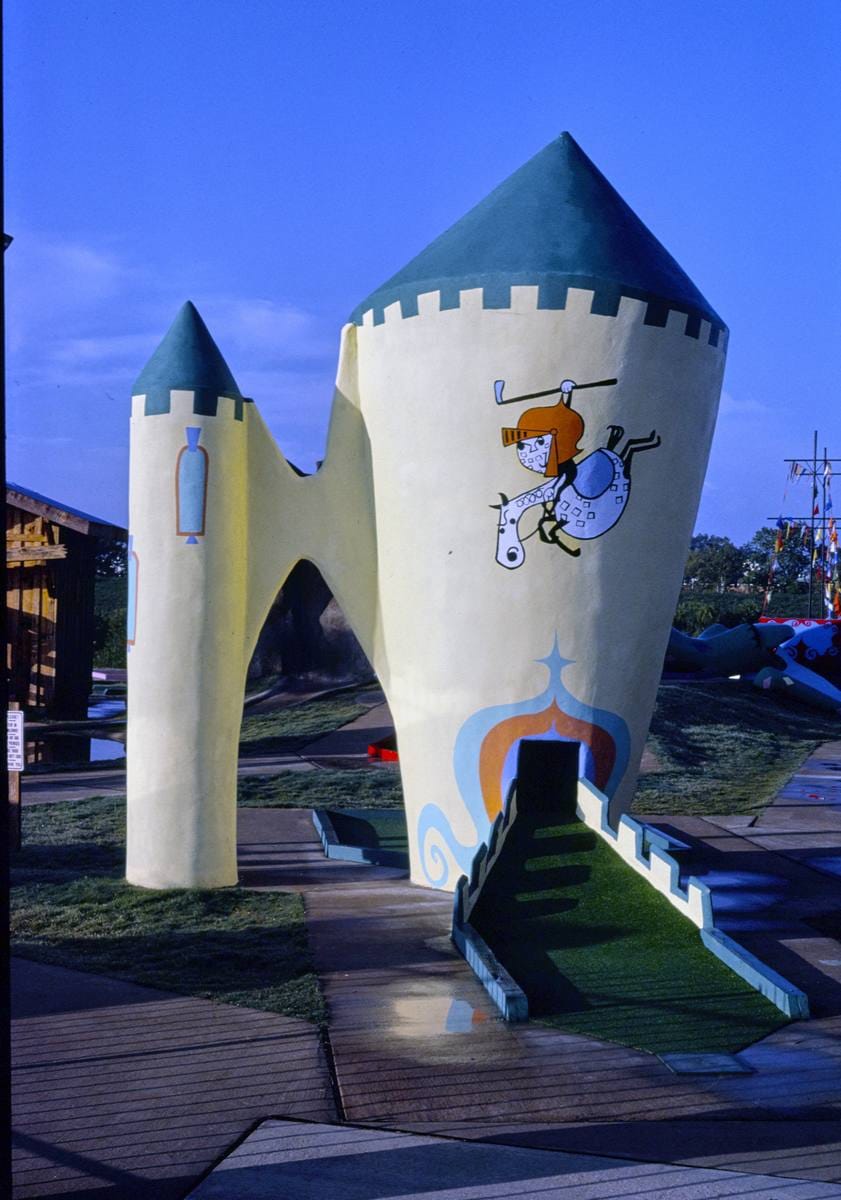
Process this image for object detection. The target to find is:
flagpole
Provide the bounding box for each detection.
[809,429,817,618]
[820,446,825,614]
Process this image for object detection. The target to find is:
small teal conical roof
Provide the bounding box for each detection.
[134,301,244,417]
[350,133,724,342]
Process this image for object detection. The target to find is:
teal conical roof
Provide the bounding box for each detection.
[134,301,245,417]
[350,133,724,343]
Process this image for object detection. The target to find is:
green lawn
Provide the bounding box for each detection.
[11,797,324,1022]
[238,685,376,755]
[238,766,403,809]
[470,802,787,1055]
[632,679,839,816]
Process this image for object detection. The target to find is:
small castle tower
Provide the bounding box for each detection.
[125,301,378,889]
[126,303,251,888]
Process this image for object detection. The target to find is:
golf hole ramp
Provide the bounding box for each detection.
[452,740,808,1056]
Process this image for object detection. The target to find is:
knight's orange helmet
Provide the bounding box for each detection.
[501,399,584,476]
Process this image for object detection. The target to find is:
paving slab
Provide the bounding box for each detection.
[185,1117,841,1199]
[441,1119,841,1184]
[11,959,335,1199]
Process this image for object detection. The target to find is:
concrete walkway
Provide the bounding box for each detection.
[186,1118,841,1199]
[11,960,335,1199]
[12,729,841,1196]
[264,806,841,1183]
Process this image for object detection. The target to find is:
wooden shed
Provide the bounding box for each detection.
[6,485,125,718]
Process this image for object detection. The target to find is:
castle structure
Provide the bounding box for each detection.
[126,134,726,891]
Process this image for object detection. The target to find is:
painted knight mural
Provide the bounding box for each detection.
[492,375,660,568]
[125,133,727,892]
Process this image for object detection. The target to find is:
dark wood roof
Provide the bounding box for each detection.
[6,484,126,539]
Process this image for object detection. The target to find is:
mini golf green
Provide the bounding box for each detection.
[469,744,788,1056]
[326,808,409,861]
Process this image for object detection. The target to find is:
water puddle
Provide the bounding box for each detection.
[25,733,125,767]
[88,698,126,720]
[390,994,490,1036]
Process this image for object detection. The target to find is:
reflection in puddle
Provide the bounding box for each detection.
[691,869,787,911]
[390,995,489,1035]
[805,855,841,878]
[445,999,489,1033]
[88,698,126,720]
[715,1041,841,1106]
[26,734,125,766]
[687,869,789,931]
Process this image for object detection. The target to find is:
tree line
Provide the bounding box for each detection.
[677,526,814,634]
[91,527,814,666]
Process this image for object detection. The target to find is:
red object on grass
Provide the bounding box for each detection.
[368,734,399,762]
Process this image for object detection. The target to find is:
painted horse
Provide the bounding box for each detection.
[494,424,661,569]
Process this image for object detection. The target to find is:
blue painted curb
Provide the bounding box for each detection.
[451,877,528,1022]
[700,927,810,1019]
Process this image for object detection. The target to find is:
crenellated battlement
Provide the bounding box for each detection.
[356,281,727,348]
[131,389,253,421]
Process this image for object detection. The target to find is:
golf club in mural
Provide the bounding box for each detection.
[125,132,726,892]
[491,375,661,567]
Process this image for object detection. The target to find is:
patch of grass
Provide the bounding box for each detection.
[633,680,839,816]
[239,686,375,755]
[471,806,787,1055]
[238,766,403,809]
[11,797,324,1022]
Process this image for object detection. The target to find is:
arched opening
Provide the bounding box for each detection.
[246,559,373,689]
[237,561,406,881]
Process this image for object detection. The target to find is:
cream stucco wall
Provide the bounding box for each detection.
[126,286,724,892]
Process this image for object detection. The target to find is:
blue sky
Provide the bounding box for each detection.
[6,0,840,542]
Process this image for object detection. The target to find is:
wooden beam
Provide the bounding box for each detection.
[6,544,68,562]
[6,488,125,539]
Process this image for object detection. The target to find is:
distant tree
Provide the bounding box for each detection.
[683,534,745,593]
[674,594,762,635]
[93,607,128,668]
[741,526,810,593]
[94,536,127,578]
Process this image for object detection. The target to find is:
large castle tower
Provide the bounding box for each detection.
[345,133,727,888]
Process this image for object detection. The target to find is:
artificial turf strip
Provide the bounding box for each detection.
[10,797,325,1023]
[632,679,839,816]
[327,808,409,855]
[469,811,787,1056]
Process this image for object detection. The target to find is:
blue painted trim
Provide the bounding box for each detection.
[142,388,251,420]
[700,928,810,1019]
[451,877,529,1021]
[311,809,409,870]
[355,276,724,347]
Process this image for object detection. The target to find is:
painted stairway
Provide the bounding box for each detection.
[452,741,808,1053]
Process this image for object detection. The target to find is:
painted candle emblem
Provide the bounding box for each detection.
[492,377,660,569]
[176,427,209,544]
[126,535,139,649]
